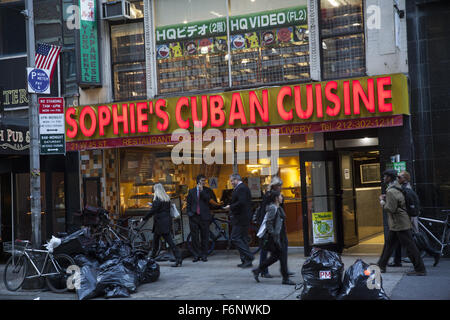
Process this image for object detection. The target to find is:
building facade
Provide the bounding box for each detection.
[65,0,417,256]
[2,0,448,257]
[405,0,450,245]
[0,0,80,260]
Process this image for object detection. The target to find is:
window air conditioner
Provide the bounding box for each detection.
[102,0,131,21]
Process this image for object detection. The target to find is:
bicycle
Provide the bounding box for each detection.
[3,240,76,293]
[418,209,450,256]
[115,218,156,253]
[80,206,156,254]
[186,213,261,256]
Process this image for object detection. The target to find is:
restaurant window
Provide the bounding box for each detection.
[119,148,188,217]
[154,0,228,94]
[0,2,26,57]
[110,0,145,101]
[319,0,365,80]
[154,0,309,95]
[228,0,309,87]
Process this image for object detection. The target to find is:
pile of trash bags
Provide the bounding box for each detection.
[50,228,160,300]
[298,247,389,300]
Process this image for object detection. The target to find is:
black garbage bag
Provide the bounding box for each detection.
[300,247,344,300]
[77,264,101,300]
[136,258,160,284]
[73,254,99,268]
[95,239,110,262]
[105,285,130,298]
[95,258,138,295]
[337,259,389,300]
[53,229,87,256]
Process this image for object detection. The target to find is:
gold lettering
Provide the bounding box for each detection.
[3,90,11,105]
[11,90,19,105]
[19,89,28,104]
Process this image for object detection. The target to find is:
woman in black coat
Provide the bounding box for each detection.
[252,190,295,285]
[141,183,182,267]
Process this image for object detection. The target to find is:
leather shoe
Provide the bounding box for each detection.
[201,257,208,262]
[433,253,441,267]
[239,260,253,268]
[261,273,273,278]
[388,262,402,267]
[282,279,296,285]
[251,269,260,283]
[192,257,200,262]
[171,259,182,267]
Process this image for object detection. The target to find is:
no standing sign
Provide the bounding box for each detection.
[39,97,65,154]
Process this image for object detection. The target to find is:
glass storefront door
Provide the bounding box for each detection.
[339,152,359,247]
[299,151,343,256]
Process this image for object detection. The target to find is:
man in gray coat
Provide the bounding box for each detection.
[377,169,426,276]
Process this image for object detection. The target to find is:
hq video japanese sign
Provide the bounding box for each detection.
[39,98,65,154]
[155,6,307,58]
[77,0,101,87]
[65,74,409,150]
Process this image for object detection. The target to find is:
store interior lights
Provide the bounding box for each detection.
[328,0,340,7]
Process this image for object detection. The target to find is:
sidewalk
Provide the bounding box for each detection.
[0,248,447,300]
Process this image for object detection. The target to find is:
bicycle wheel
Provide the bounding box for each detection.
[45,253,76,293]
[3,254,28,291]
[186,231,215,256]
[131,228,153,252]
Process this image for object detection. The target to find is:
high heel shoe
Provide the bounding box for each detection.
[171,259,182,267]
[251,268,260,283]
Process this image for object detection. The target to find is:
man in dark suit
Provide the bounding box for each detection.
[186,174,211,262]
[223,173,254,268]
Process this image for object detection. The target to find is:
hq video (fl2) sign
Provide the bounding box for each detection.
[65,74,409,144]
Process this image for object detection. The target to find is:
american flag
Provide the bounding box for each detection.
[35,43,61,81]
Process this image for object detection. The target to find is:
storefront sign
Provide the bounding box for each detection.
[0,57,29,110]
[386,161,406,173]
[155,6,307,44]
[312,211,335,245]
[66,73,409,149]
[0,123,30,154]
[248,177,262,198]
[66,115,402,151]
[39,97,65,154]
[77,0,101,86]
[209,177,218,189]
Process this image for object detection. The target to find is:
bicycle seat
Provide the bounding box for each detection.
[15,239,30,244]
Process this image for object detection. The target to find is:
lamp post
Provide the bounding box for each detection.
[23,0,41,248]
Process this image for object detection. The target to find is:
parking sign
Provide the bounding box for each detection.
[27,68,50,94]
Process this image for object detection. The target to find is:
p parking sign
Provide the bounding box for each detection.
[27,68,50,94]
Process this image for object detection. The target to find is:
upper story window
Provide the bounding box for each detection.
[154,0,309,95]
[319,0,365,80]
[0,2,26,57]
[110,0,145,102]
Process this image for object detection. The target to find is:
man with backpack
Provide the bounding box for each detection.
[398,171,440,267]
[377,169,426,276]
